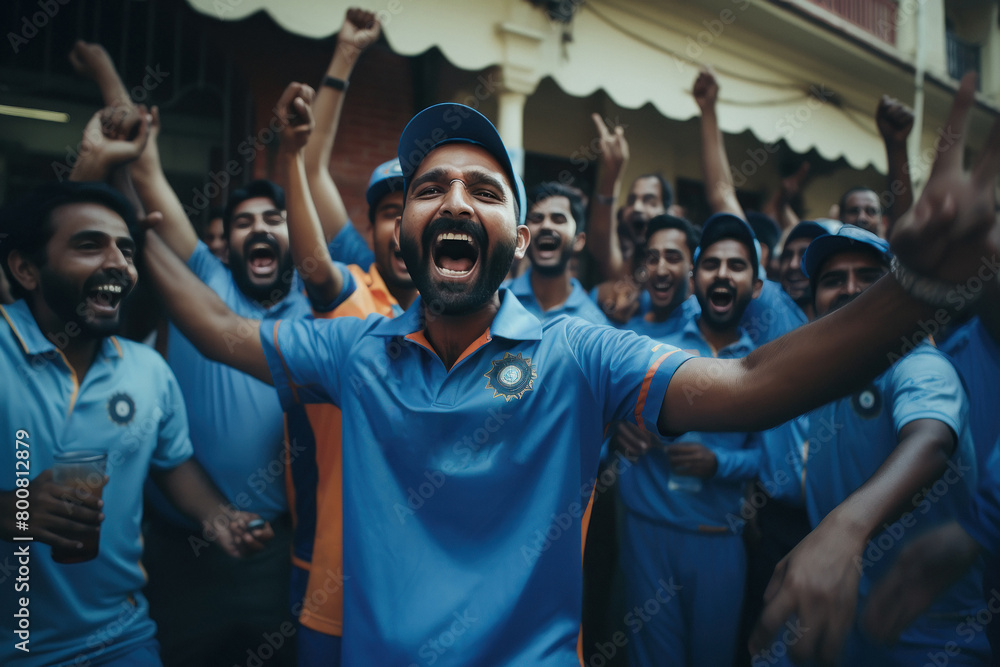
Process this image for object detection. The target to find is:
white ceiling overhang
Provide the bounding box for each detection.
[188,0,888,171]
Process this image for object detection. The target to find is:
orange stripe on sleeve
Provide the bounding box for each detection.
[634,349,680,426]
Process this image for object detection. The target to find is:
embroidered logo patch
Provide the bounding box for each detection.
[484,352,537,402]
[108,393,136,425]
[850,383,882,420]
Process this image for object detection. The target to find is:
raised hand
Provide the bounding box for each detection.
[890,73,1000,285]
[70,106,152,181]
[592,112,629,182]
[693,66,719,112]
[69,40,143,139]
[876,95,914,146]
[276,82,316,152]
[781,161,810,198]
[339,7,381,53]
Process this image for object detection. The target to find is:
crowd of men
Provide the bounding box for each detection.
[1,7,999,667]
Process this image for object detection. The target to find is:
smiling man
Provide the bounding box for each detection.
[505,182,608,324]
[143,79,1000,666]
[0,181,270,667]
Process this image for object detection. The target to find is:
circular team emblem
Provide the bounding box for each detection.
[108,393,136,425]
[850,384,881,420]
[484,352,537,402]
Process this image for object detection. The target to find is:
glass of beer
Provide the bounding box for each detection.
[51,450,108,564]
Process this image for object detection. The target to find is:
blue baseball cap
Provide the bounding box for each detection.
[693,212,760,278]
[365,158,404,217]
[802,224,891,283]
[396,103,527,224]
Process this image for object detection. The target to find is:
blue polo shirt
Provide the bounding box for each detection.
[940,316,1000,468]
[803,344,983,620]
[260,289,691,665]
[623,297,698,339]
[504,267,610,325]
[151,241,312,526]
[0,300,192,667]
[618,315,761,533]
[757,414,808,506]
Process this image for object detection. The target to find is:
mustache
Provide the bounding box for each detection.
[422,217,487,252]
[708,279,734,292]
[84,270,133,294]
[243,232,280,255]
[829,292,860,313]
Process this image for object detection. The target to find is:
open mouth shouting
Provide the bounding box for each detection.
[649,277,677,306]
[707,283,736,316]
[429,222,484,281]
[84,275,132,318]
[244,233,280,282]
[531,232,561,262]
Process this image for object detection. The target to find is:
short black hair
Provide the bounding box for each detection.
[0,181,139,301]
[526,182,587,232]
[222,180,286,236]
[837,186,881,218]
[635,173,674,210]
[644,214,699,257]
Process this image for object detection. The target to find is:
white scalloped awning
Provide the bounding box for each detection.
[188,0,888,172]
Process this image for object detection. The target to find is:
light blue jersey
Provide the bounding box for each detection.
[803,345,984,626]
[504,267,610,325]
[623,297,698,341]
[260,290,692,666]
[149,241,312,526]
[0,300,192,667]
[618,315,761,533]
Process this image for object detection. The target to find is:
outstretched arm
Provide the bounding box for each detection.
[695,67,744,218]
[877,95,914,237]
[660,74,1000,437]
[303,7,381,242]
[587,113,630,281]
[276,82,346,307]
[143,224,271,383]
[749,419,956,663]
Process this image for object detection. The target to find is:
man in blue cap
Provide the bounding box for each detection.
[142,73,999,665]
[617,212,763,666]
[751,225,988,665]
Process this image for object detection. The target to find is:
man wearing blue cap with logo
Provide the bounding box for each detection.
[751,225,988,666]
[142,72,1000,666]
[618,211,763,666]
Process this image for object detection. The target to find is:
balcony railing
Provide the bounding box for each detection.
[809,0,897,44]
[946,31,981,88]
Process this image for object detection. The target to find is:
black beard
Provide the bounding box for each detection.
[399,217,516,316]
[529,233,573,278]
[40,267,133,338]
[229,233,294,306]
[696,280,751,334]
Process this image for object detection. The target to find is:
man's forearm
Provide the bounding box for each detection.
[283,148,345,304]
[818,419,955,549]
[699,105,743,217]
[664,275,938,434]
[143,229,271,383]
